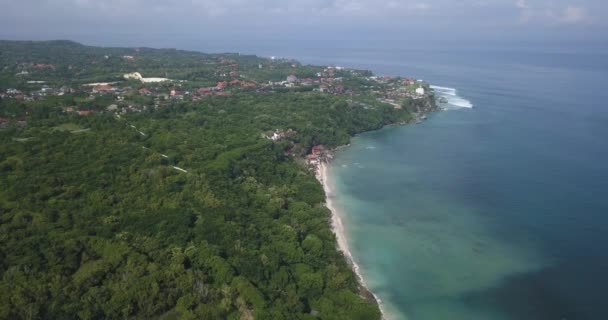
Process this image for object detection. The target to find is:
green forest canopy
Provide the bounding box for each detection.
[0,41,434,319]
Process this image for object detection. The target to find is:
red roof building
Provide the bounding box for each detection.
[402,78,416,86]
[312,145,324,155]
[93,84,113,92]
[34,63,55,69]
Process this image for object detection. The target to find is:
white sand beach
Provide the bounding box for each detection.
[317,161,387,319]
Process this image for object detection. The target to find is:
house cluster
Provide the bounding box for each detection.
[33,85,74,98]
[11,63,56,78]
[109,104,150,114]
[264,70,350,95]
[305,145,330,179]
[62,106,97,116]
[266,74,304,88]
[1,88,23,99]
[264,128,297,141]
[315,82,346,94]
[0,117,27,129]
[192,79,260,100]
[62,103,151,116]
[92,84,115,93]
[306,145,326,167]
[368,76,429,108]
[402,77,416,86]
[368,75,396,84]
[89,83,174,101]
[218,57,238,68]
[1,85,75,101]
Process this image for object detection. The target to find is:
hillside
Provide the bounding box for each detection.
[0,40,437,320]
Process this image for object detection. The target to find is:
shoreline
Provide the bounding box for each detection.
[309,87,442,319]
[317,160,388,319]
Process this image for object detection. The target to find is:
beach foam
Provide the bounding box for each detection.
[431,85,473,108]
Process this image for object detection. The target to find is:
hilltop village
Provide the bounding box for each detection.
[1,42,437,132]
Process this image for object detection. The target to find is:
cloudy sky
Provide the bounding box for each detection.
[1,0,606,49]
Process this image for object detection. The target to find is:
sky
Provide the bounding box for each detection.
[1,0,607,51]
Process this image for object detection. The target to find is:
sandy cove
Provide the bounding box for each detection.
[317,160,387,319]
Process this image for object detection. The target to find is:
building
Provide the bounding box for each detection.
[300,78,313,86]
[0,117,10,129]
[34,64,55,69]
[92,84,114,93]
[415,87,425,95]
[403,78,416,86]
[216,81,227,90]
[286,75,298,83]
[124,72,143,81]
[312,145,324,155]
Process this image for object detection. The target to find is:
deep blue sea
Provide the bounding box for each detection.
[244,45,608,319]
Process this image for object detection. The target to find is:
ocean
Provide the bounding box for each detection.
[265,45,608,319]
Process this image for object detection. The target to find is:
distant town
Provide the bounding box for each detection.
[1,49,436,129]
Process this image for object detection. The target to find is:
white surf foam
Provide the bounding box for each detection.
[431,85,473,108]
[431,85,457,96]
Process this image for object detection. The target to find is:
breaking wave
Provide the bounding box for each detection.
[431,85,473,108]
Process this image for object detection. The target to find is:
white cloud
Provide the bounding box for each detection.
[515,1,592,25]
[515,0,528,10]
[561,6,589,23]
[414,3,432,11]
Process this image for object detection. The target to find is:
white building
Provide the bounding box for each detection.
[415,87,425,95]
[124,72,170,83]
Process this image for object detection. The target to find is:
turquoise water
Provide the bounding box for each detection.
[309,47,608,319]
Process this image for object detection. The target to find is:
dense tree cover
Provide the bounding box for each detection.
[0,41,429,319]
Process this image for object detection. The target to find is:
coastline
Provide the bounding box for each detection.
[317,160,388,319]
[308,87,442,319]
